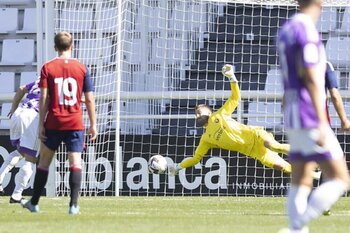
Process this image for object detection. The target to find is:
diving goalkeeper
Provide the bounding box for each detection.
[169,64,318,179]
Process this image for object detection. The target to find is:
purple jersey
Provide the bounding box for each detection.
[21,78,40,112]
[278,13,326,129]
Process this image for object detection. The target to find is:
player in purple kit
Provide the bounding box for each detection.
[22,31,97,214]
[277,0,350,232]
[0,78,40,203]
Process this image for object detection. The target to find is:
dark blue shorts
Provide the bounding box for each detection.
[44,129,84,152]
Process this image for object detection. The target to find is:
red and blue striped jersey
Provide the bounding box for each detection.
[40,57,94,130]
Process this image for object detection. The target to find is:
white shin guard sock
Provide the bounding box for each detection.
[0,150,22,184]
[287,185,312,230]
[299,179,347,227]
[11,161,33,200]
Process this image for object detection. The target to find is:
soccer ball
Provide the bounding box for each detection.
[148,154,167,174]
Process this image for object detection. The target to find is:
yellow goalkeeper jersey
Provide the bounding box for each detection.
[181,82,268,168]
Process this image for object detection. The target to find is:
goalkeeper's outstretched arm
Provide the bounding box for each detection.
[219,64,240,116]
[222,64,237,83]
[179,154,202,169]
[168,64,237,176]
[169,154,204,176]
[169,142,209,176]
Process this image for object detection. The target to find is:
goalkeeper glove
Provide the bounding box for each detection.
[168,163,182,176]
[221,64,238,83]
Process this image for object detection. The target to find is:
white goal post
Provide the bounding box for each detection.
[37,0,350,196]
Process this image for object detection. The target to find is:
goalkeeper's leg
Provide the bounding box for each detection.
[264,140,290,155]
[260,151,291,174]
[257,129,290,155]
[260,151,320,179]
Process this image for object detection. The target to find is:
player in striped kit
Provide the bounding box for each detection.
[0,77,40,203]
[22,31,97,215]
[324,61,350,131]
[320,62,350,216]
[278,0,350,232]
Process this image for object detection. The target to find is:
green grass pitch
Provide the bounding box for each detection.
[1,196,350,233]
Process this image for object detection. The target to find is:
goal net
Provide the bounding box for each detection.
[49,0,350,196]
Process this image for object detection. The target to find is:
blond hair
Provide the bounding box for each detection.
[54,31,73,52]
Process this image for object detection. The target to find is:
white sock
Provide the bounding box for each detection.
[0,150,22,184]
[287,185,311,230]
[11,161,33,200]
[298,179,347,227]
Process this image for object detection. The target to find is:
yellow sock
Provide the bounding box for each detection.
[269,143,290,155]
[282,163,292,174]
